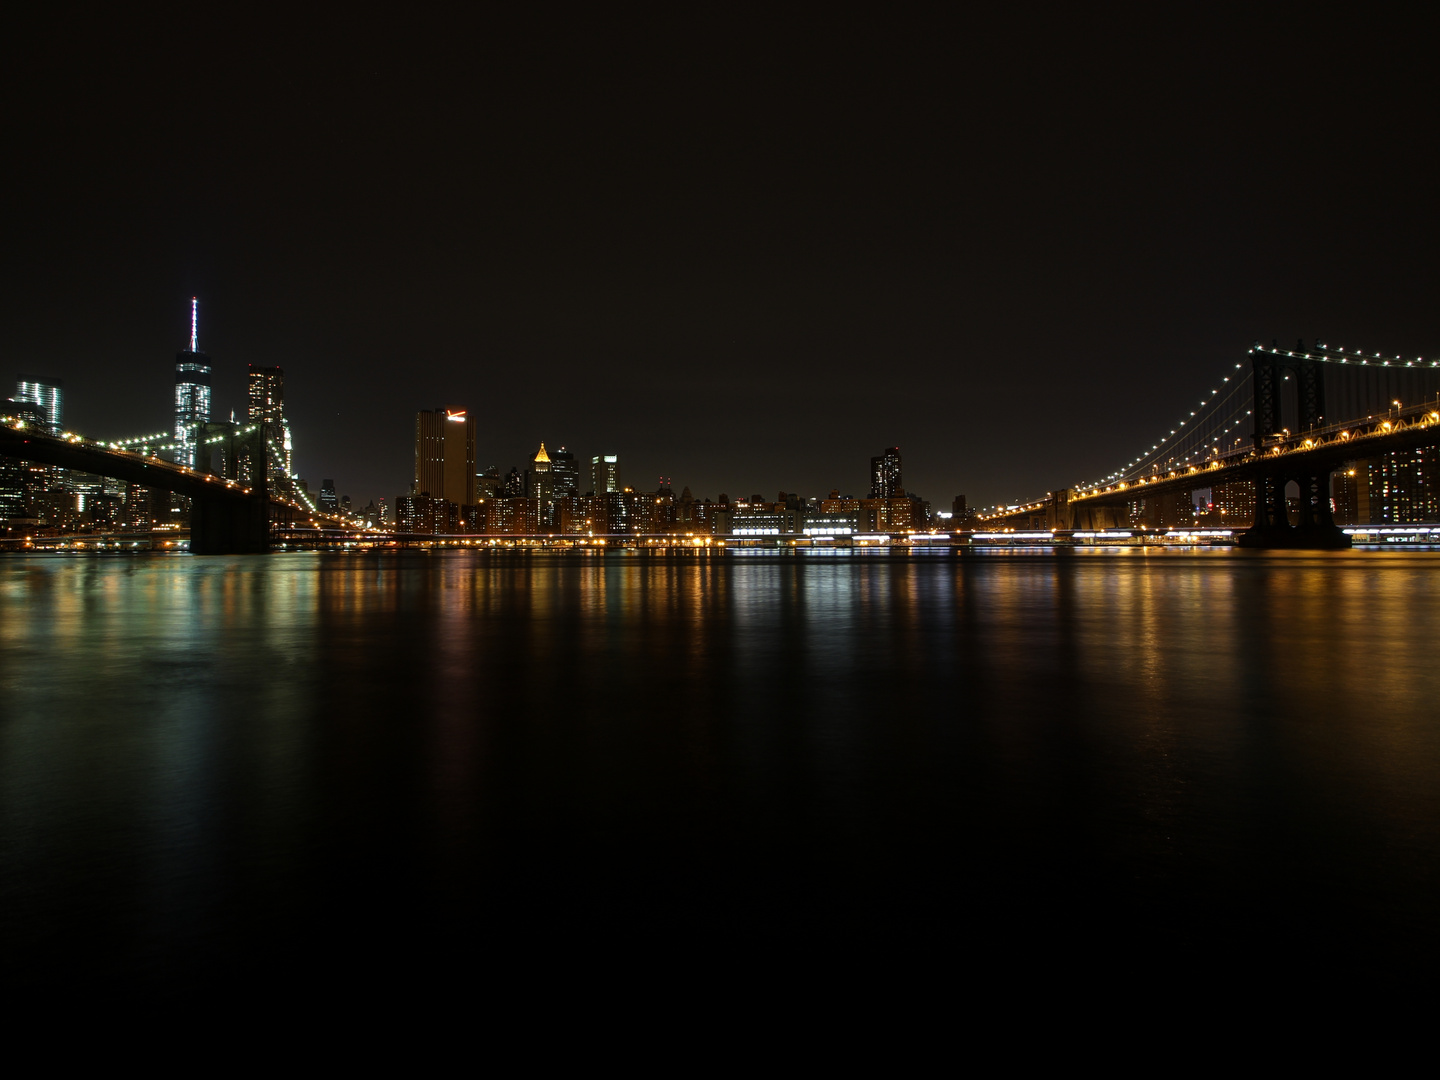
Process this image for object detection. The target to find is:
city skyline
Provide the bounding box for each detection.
[12,299,969,514]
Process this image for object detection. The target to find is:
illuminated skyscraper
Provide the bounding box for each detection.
[247,364,293,491]
[527,443,557,526]
[174,298,212,468]
[415,408,477,505]
[1,398,48,518]
[247,364,284,424]
[870,447,902,498]
[13,378,67,504]
[15,375,63,436]
[590,454,620,495]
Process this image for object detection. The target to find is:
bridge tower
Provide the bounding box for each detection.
[189,422,270,554]
[1243,341,1347,547]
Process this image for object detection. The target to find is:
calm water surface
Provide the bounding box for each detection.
[2,548,1438,992]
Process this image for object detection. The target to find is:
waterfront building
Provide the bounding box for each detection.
[397,494,447,534]
[463,500,490,533]
[802,510,860,537]
[728,508,800,536]
[415,408,477,505]
[860,496,916,531]
[556,495,590,534]
[486,496,541,535]
[1210,481,1255,525]
[1369,448,1440,523]
[1332,466,1363,525]
[585,490,655,534]
[123,482,158,530]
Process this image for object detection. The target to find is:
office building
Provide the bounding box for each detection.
[526,442,552,492]
[1366,449,1440,523]
[1332,467,1362,526]
[590,454,620,495]
[173,297,213,468]
[526,443,555,526]
[550,447,580,499]
[1,399,48,519]
[8,385,66,509]
[15,375,63,436]
[415,408,477,505]
[247,364,284,424]
[870,447,902,498]
[1210,481,1255,524]
[397,493,446,534]
[247,364,293,493]
[476,465,502,498]
[320,480,338,513]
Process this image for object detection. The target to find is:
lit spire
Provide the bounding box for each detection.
[534,442,551,464]
[190,297,198,353]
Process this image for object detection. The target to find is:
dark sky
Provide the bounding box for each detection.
[4,8,1437,509]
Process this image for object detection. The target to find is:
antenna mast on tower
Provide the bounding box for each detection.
[190,297,198,353]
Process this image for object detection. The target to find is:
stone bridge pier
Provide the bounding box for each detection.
[190,492,269,554]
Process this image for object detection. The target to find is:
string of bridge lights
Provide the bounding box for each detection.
[1075,342,1440,492]
[991,343,1440,518]
[1074,363,1254,492]
[266,436,321,515]
[1269,342,1438,368]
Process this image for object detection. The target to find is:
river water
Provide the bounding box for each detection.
[2,548,1438,994]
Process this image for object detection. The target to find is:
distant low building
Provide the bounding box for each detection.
[802,510,859,537]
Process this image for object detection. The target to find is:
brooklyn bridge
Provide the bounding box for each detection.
[0,418,319,553]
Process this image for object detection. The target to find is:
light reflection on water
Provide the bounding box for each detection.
[1,548,1438,989]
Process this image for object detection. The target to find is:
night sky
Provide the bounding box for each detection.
[5,9,1437,510]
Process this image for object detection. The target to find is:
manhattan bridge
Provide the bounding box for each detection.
[981,341,1440,548]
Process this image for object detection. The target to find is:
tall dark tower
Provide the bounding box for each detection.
[550,446,580,499]
[870,446,902,498]
[174,297,212,468]
[414,408,477,505]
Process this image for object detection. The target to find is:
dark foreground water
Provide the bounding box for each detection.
[2,548,1438,995]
